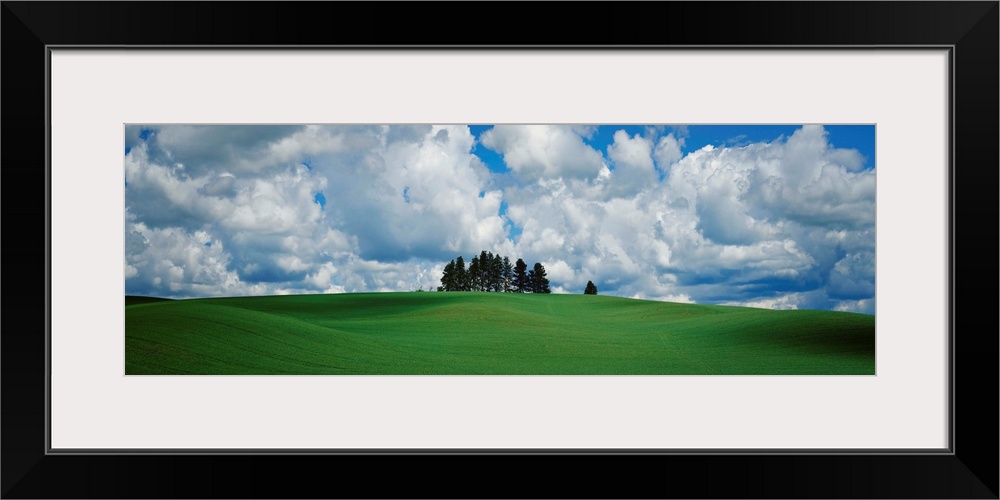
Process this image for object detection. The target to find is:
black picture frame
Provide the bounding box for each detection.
[3,2,996,498]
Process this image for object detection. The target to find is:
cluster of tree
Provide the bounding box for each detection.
[584,280,598,295]
[438,251,550,293]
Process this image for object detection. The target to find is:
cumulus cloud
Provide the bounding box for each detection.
[126,125,506,298]
[653,133,684,173]
[502,125,874,311]
[124,218,263,297]
[827,251,876,299]
[605,130,658,197]
[125,124,874,313]
[125,125,307,178]
[479,125,606,182]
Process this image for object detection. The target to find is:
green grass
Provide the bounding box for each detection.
[125,292,875,375]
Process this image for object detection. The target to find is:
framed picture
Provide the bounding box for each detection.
[4,2,996,498]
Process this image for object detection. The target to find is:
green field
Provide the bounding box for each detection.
[125,292,875,375]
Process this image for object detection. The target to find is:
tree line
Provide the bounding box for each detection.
[438,250,550,293]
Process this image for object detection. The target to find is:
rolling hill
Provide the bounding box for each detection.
[125,292,875,375]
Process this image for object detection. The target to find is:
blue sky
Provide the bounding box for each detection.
[125,124,875,313]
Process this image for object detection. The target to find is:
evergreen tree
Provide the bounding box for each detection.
[488,252,502,292]
[501,256,514,292]
[483,251,493,291]
[455,256,467,291]
[531,262,550,293]
[584,280,598,295]
[476,251,489,292]
[439,255,552,294]
[469,256,481,292]
[440,260,456,291]
[514,258,529,293]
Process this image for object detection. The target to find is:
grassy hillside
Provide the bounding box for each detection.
[125,292,875,375]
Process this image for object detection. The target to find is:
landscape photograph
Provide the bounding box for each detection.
[124,124,876,375]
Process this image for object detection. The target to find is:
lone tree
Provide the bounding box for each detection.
[584,280,598,295]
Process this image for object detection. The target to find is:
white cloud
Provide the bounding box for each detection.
[502,125,873,310]
[545,259,576,285]
[724,293,802,310]
[834,298,875,314]
[479,125,605,182]
[126,125,513,299]
[124,221,263,298]
[694,163,774,245]
[313,124,508,260]
[606,130,658,197]
[653,133,684,172]
[125,124,874,312]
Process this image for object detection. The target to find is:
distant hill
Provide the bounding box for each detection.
[125,295,174,306]
[125,292,875,375]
